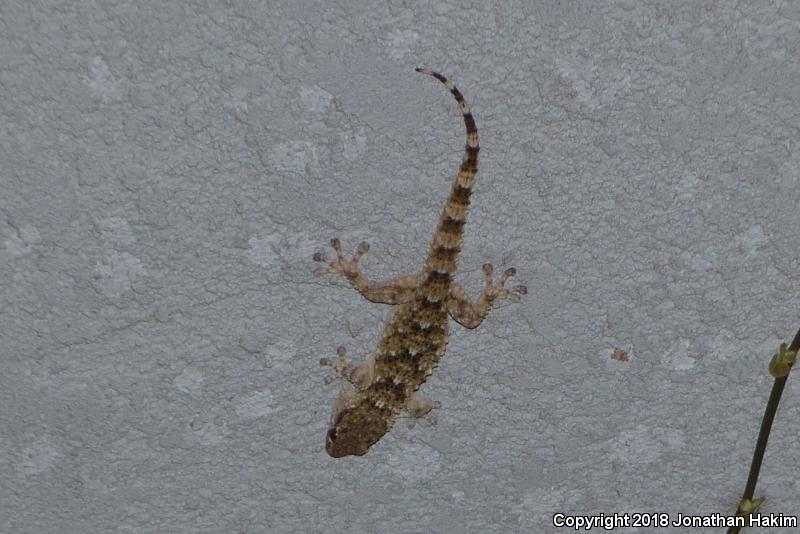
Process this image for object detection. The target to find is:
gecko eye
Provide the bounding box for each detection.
[327,428,338,442]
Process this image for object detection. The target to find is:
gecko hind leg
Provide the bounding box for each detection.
[446,264,527,329]
[313,238,417,304]
[319,346,375,387]
[402,392,441,428]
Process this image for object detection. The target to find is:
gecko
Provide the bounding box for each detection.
[313,68,527,457]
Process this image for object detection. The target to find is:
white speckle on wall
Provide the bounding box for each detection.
[661,338,695,371]
[609,424,686,466]
[556,49,633,111]
[299,86,333,114]
[736,224,767,257]
[2,223,41,258]
[235,390,277,419]
[248,231,317,271]
[97,217,136,247]
[174,367,205,395]
[86,56,119,102]
[17,437,64,477]
[186,414,228,446]
[385,29,419,60]
[339,127,368,162]
[93,252,145,297]
[270,140,318,176]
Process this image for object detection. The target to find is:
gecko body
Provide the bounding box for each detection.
[314,69,526,457]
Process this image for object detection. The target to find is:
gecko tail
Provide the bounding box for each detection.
[416,68,479,286]
[415,68,480,165]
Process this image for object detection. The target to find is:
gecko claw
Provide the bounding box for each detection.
[313,238,370,281]
[480,264,526,303]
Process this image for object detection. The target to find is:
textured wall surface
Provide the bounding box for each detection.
[2,1,799,533]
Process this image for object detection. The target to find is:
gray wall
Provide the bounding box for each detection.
[2,1,799,533]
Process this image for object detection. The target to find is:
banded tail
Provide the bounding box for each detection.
[415,68,479,299]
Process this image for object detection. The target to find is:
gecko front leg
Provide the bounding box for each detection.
[313,238,417,304]
[446,264,527,329]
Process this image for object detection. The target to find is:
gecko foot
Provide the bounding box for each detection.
[482,264,527,303]
[403,392,441,428]
[320,346,374,387]
[313,238,369,281]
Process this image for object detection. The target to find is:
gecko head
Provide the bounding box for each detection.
[325,406,391,458]
[325,426,365,458]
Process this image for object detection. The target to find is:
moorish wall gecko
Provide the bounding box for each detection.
[314,68,527,457]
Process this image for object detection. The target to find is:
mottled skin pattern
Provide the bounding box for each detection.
[314,69,527,457]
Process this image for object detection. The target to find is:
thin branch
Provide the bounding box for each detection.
[727,328,798,534]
